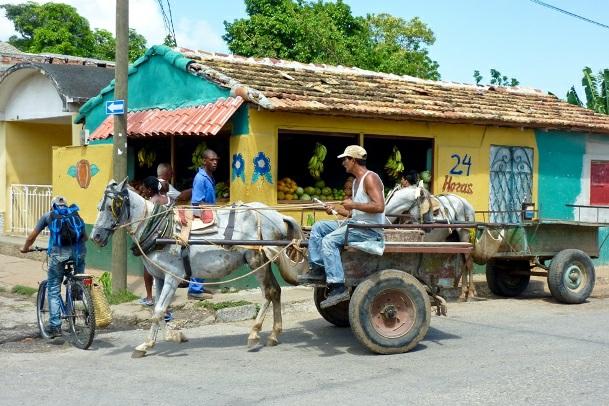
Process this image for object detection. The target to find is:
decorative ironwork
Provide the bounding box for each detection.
[9,184,53,236]
[489,146,533,223]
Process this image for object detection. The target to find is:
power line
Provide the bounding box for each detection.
[529,0,609,30]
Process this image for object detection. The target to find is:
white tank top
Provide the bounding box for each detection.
[351,171,385,225]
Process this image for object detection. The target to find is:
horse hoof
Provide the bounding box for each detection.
[131,350,147,359]
[266,337,279,347]
[247,338,259,347]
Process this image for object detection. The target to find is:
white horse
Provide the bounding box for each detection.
[385,186,477,298]
[91,179,306,357]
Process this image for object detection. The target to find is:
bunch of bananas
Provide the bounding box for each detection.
[189,142,208,170]
[137,147,156,168]
[385,146,404,181]
[308,142,327,179]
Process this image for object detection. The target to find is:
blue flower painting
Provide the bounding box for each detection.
[251,151,272,184]
[231,153,246,183]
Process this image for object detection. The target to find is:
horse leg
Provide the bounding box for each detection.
[248,300,270,347]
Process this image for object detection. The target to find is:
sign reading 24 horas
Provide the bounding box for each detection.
[442,152,474,194]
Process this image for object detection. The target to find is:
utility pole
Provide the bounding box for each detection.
[112,0,129,292]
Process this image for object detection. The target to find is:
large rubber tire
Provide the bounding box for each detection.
[349,270,430,355]
[548,249,595,304]
[486,259,531,297]
[313,287,350,327]
[36,281,52,339]
[67,280,96,350]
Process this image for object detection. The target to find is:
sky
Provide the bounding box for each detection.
[1,0,607,99]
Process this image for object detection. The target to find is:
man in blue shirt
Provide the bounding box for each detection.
[188,149,219,300]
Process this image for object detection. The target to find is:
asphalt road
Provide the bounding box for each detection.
[2,294,609,406]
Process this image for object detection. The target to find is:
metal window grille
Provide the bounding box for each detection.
[9,184,53,236]
[489,146,533,224]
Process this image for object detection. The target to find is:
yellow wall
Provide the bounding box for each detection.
[52,145,114,223]
[0,122,6,214]
[239,109,538,219]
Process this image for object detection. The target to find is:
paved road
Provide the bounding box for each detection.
[1,293,609,406]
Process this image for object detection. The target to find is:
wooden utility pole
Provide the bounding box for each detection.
[112,0,129,292]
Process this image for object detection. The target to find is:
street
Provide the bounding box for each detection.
[2,293,609,405]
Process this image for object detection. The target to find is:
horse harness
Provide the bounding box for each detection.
[100,186,131,232]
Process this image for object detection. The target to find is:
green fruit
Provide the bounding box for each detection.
[322,187,332,195]
[301,194,312,201]
[304,186,315,195]
[312,195,320,200]
[314,180,326,189]
[314,188,321,195]
[296,187,304,196]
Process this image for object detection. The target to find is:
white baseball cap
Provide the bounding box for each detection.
[337,145,367,159]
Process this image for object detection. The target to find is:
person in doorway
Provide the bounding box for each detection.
[188,149,219,300]
[400,169,420,188]
[298,145,385,308]
[157,162,191,204]
[20,196,87,337]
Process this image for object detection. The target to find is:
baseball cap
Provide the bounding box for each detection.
[51,196,67,207]
[337,145,367,160]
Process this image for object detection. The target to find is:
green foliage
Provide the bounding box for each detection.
[473,68,519,87]
[1,1,147,62]
[108,290,139,305]
[194,300,254,311]
[223,0,440,79]
[98,271,112,298]
[567,67,609,114]
[11,285,37,296]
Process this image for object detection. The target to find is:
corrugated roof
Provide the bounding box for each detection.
[89,96,243,140]
[180,48,609,135]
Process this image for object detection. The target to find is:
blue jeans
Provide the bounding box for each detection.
[308,220,381,284]
[188,278,206,294]
[47,247,86,328]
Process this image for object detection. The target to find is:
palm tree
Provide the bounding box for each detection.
[567,67,609,114]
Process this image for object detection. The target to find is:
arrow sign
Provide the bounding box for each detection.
[105,100,125,115]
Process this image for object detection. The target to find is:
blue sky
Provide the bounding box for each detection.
[166,0,608,98]
[1,0,607,98]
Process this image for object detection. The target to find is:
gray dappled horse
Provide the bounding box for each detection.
[91,179,306,357]
[384,186,477,297]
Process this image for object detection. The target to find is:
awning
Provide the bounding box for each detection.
[88,96,243,140]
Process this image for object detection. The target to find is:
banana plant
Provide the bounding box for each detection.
[567,67,609,115]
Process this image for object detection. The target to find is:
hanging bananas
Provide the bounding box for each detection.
[384,146,404,182]
[137,147,156,168]
[308,142,327,179]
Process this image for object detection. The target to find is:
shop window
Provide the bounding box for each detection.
[591,160,609,205]
[277,131,358,201]
[363,135,434,193]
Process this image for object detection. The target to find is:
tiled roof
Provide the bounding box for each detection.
[0,41,22,54]
[89,96,243,140]
[181,48,609,135]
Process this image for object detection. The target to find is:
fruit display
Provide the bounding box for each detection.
[189,142,208,170]
[307,142,327,180]
[277,177,345,201]
[419,170,432,189]
[384,146,404,182]
[215,181,230,199]
[137,147,156,168]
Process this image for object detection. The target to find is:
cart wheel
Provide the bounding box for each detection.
[349,270,430,354]
[486,259,530,297]
[548,249,595,304]
[313,287,350,327]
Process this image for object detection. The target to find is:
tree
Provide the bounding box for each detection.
[566,67,609,114]
[473,69,519,87]
[223,0,440,80]
[1,1,147,62]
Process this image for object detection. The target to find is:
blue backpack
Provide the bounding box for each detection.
[49,204,85,250]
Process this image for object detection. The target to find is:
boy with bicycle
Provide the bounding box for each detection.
[21,196,87,338]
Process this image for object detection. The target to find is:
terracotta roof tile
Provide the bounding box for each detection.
[181,49,609,134]
[89,96,243,140]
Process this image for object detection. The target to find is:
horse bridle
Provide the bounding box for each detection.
[99,186,131,231]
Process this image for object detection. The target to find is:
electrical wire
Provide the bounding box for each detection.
[529,0,609,30]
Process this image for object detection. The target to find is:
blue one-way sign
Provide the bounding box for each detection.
[106,100,125,115]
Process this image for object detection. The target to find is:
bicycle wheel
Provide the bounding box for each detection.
[66,280,96,349]
[36,281,51,339]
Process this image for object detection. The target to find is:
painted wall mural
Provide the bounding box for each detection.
[231,153,246,183]
[68,159,100,189]
[251,151,273,184]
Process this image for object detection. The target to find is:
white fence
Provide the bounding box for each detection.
[9,184,53,236]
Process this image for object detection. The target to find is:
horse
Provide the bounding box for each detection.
[384,185,477,298]
[91,179,307,358]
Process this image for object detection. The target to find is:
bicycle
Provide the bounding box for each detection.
[31,247,96,350]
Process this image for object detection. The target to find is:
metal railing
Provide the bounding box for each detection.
[9,184,53,236]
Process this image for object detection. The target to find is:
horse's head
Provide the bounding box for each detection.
[91,178,131,247]
[384,185,432,224]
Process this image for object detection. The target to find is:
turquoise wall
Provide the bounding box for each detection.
[535,130,585,219]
